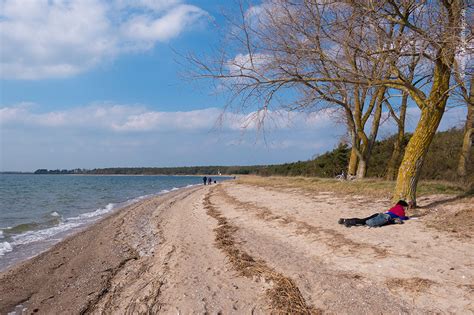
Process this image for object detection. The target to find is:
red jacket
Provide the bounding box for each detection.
[386,204,408,219]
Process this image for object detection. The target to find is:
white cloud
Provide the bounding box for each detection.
[0,103,342,133]
[1,102,465,171]
[121,4,206,42]
[0,103,345,171]
[228,53,270,72]
[1,102,464,137]
[115,0,182,12]
[0,0,208,79]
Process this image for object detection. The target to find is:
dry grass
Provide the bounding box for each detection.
[235,175,467,198]
[426,207,474,239]
[386,277,436,294]
[203,189,318,314]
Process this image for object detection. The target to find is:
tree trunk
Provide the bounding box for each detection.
[386,93,408,180]
[356,89,384,179]
[356,159,367,179]
[355,135,367,179]
[457,75,473,179]
[348,145,358,176]
[386,136,403,180]
[393,66,452,204]
[346,123,360,176]
[393,107,445,205]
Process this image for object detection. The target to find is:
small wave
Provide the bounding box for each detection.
[3,216,62,237]
[160,189,170,194]
[171,187,179,191]
[70,203,115,220]
[5,222,40,234]
[0,241,13,256]
[11,222,82,246]
[9,204,116,248]
[50,211,60,217]
[129,194,152,203]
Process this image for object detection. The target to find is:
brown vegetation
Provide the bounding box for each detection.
[203,188,317,314]
[235,175,466,199]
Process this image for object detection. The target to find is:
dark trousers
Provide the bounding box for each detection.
[344,213,379,226]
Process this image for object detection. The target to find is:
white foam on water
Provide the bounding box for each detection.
[10,203,117,248]
[11,222,82,246]
[72,203,115,220]
[0,241,13,256]
[129,193,153,203]
[1,182,203,263]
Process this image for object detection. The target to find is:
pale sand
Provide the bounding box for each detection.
[0,181,472,314]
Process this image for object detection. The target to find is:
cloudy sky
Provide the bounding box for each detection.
[0,0,466,172]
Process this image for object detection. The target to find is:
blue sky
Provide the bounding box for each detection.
[0,0,466,171]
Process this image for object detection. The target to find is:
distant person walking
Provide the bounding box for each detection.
[203,176,207,185]
[208,177,212,185]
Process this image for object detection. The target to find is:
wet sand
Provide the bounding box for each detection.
[1,181,473,314]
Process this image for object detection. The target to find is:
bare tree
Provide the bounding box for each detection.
[455,73,473,180]
[190,0,466,205]
[191,1,394,178]
[384,54,419,181]
[382,0,465,205]
[453,6,474,183]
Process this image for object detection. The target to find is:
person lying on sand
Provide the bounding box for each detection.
[338,200,409,227]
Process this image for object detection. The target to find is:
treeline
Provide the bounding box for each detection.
[256,128,473,183]
[34,129,472,182]
[34,166,258,176]
[34,169,84,174]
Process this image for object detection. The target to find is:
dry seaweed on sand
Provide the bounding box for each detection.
[204,190,318,314]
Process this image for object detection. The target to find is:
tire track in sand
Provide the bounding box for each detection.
[204,187,319,314]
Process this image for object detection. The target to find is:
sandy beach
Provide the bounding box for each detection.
[1,179,473,314]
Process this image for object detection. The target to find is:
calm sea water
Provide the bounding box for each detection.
[0,174,220,271]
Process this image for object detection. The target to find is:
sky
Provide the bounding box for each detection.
[0,0,467,172]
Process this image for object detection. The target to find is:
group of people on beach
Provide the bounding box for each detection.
[202,176,215,185]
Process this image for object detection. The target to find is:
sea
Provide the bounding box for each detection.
[0,174,222,271]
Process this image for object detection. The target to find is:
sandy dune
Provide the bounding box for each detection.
[1,181,472,314]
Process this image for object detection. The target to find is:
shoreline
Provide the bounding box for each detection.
[0,183,202,273]
[3,173,236,177]
[0,185,202,314]
[1,181,472,314]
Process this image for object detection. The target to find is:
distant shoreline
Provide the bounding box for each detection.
[1,173,235,177]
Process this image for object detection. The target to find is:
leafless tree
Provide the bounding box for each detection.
[384,54,420,181]
[190,0,466,205]
[456,74,473,182]
[452,6,474,183]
